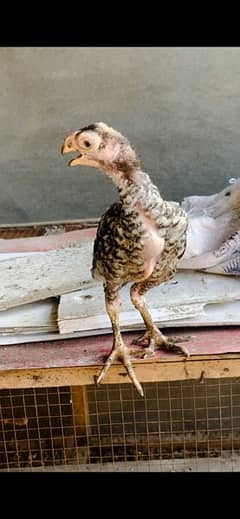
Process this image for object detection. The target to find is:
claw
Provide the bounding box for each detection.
[167,335,192,344]
[161,340,190,357]
[143,345,155,359]
[133,326,190,358]
[132,330,152,346]
[96,342,144,397]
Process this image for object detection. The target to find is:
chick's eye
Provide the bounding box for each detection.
[84,140,91,148]
[225,191,231,196]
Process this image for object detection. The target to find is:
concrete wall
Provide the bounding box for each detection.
[0,47,240,223]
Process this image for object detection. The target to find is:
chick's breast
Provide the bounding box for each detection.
[91,202,145,283]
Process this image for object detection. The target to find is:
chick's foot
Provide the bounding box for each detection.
[96,339,144,397]
[132,325,190,358]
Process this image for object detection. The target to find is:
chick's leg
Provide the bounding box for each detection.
[96,287,144,397]
[130,282,189,358]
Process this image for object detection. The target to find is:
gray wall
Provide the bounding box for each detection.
[0,47,240,224]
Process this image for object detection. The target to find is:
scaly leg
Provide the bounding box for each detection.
[130,282,189,358]
[96,287,144,397]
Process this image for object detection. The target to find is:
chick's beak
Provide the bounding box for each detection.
[68,155,83,167]
[61,143,67,155]
[60,136,74,156]
[61,133,83,166]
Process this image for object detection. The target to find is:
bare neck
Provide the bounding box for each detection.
[103,164,165,214]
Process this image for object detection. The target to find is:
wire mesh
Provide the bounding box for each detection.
[0,378,240,472]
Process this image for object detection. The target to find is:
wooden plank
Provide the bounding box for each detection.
[71,386,89,436]
[1,328,240,370]
[2,300,240,346]
[70,386,90,463]
[0,243,96,311]
[2,225,240,319]
[59,297,204,334]
[2,228,240,336]
[0,298,58,334]
[0,356,240,389]
[0,228,97,253]
[58,299,240,335]
[0,326,240,388]
[2,456,240,472]
[1,326,240,388]
[0,218,99,230]
[58,272,240,334]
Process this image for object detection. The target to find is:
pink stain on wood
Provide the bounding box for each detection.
[1,327,240,371]
[0,228,97,253]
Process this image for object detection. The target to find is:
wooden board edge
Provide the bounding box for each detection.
[1,356,240,389]
[0,219,99,230]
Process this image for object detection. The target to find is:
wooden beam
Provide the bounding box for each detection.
[70,386,90,463]
[71,386,89,436]
[0,355,240,389]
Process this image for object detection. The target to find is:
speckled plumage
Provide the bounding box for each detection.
[92,173,187,291]
[61,122,188,396]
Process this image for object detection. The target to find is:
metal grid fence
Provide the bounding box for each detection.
[1,377,240,472]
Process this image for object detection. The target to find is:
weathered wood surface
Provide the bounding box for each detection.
[58,272,240,333]
[58,291,204,334]
[1,327,240,370]
[0,328,240,389]
[58,297,240,334]
[1,355,240,389]
[1,299,240,346]
[0,228,97,252]
[60,271,240,320]
[1,236,240,341]
[2,457,240,472]
[2,225,240,343]
[1,224,240,321]
[0,243,96,311]
[0,298,58,334]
